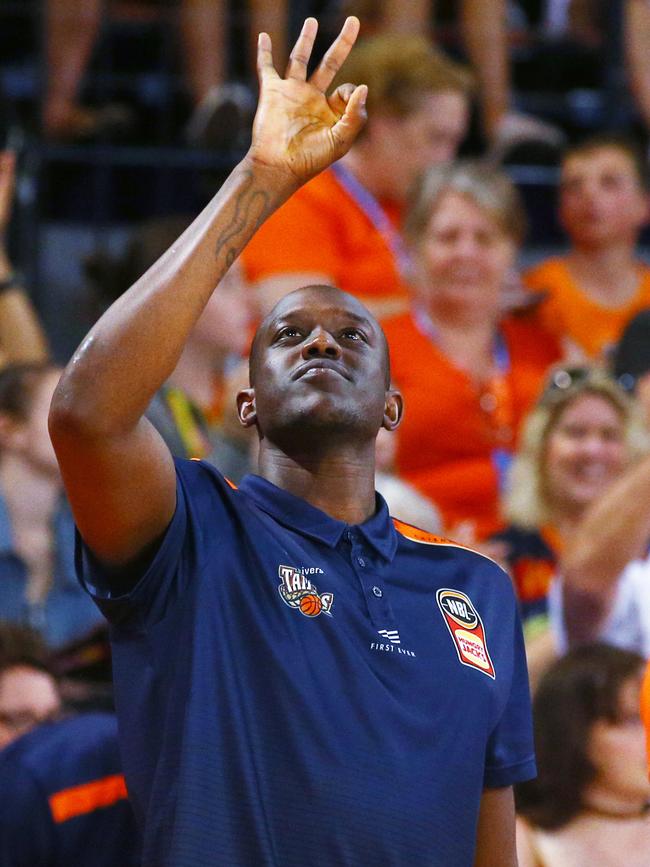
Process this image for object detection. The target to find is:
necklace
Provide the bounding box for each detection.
[583,801,650,820]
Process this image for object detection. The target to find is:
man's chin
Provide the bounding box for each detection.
[264,402,379,445]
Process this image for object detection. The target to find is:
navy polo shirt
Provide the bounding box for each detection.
[0,713,139,867]
[77,459,535,867]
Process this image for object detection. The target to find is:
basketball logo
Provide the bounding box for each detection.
[277,565,334,617]
[299,593,322,617]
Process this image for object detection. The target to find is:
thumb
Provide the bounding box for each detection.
[330,84,367,159]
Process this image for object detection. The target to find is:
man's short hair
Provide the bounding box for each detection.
[332,34,473,123]
[561,133,650,191]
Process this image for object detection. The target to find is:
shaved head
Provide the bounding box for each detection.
[249,285,391,387]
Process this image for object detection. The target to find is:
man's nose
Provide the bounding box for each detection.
[302,327,341,358]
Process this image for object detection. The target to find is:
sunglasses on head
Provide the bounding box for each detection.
[540,366,622,404]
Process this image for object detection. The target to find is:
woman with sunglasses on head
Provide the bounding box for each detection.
[491,366,647,684]
[382,161,561,542]
[516,643,650,867]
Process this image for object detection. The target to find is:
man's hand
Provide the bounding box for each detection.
[248,17,367,185]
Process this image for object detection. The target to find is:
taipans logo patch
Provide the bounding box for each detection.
[436,589,495,679]
[278,565,334,617]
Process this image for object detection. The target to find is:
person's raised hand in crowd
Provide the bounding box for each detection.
[247,16,367,186]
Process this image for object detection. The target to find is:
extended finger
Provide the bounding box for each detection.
[256,31,279,84]
[330,83,368,158]
[310,16,360,93]
[285,18,318,81]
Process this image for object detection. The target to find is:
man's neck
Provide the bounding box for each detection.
[566,243,643,306]
[258,440,378,525]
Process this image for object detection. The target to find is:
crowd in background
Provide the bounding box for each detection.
[3,1,650,864]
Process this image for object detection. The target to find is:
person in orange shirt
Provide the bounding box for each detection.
[524,135,650,360]
[383,161,561,540]
[241,33,472,321]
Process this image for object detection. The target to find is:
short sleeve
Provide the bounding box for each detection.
[0,762,54,867]
[75,458,232,628]
[483,607,537,789]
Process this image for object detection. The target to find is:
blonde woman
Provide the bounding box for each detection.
[491,366,647,682]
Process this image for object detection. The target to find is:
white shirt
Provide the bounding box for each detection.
[550,555,650,658]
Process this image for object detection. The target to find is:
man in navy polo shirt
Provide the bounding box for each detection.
[49,15,535,866]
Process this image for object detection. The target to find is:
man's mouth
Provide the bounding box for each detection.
[292,360,351,381]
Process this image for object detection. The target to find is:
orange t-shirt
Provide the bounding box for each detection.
[383,312,561,539]
[241,167,410,319]
[523,256,650,359]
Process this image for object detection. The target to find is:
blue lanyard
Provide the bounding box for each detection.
[412,304,510,374]
[413,304,514,491]
[330,163,413,280]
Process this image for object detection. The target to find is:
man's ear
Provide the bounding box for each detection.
[236,388,257,428]
[382,389,403,432]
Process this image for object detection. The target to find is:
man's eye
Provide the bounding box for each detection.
[277,327,301,339]
[341,329,364,341]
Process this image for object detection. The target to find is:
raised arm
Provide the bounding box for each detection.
[562,453,650,595]
[49,17,367,568]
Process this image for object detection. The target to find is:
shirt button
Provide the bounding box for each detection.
[357,556,366,567]
[372,586,383,598]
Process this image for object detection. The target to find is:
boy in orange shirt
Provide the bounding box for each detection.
[524,135,650,360]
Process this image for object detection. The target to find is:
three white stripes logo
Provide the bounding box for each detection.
[377,629,401,645]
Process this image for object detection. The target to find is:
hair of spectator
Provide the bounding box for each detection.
[404,160,528,247]
[331,34,473,131]
[562,132,650,192]
[0,621,53,680]
[0,362,55,424]
[503,367,648,528]
[515,643,644,830]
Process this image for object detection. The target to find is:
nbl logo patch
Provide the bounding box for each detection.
[278,565,334,618]
[436,589,495,679]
